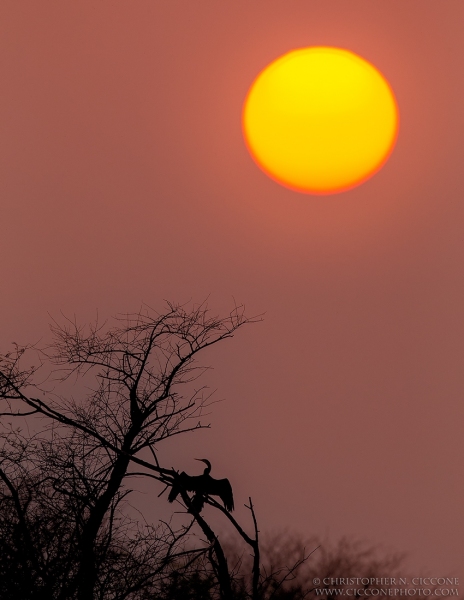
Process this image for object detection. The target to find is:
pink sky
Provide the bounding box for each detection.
[1,1,463,582]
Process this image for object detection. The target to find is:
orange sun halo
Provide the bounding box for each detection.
[242,47,399,195]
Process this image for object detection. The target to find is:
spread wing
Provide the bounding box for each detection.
[208,477,234,512]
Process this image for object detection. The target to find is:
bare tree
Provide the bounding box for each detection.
[149,530,409,600]
[0,301,255,600]
[0,302,412,600]
[211,532,407,600]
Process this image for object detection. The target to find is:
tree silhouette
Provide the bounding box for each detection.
[153,532,408,600]
[0,301,258,599]
[0,302,413,600]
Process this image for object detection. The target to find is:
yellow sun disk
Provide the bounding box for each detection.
[242,47,399,194]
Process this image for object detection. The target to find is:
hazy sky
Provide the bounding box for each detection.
[1,1,463,581]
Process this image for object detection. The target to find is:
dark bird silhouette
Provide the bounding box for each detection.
[168,459,234,513]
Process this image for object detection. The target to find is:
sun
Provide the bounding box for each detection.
[242,47,399,195]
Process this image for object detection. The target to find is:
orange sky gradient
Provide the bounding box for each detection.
[0,1,463,582]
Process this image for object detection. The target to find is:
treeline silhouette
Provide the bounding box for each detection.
[0,303,405,600]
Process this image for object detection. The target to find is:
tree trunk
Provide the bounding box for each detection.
[75,430,137,600]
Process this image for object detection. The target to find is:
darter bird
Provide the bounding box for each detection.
[168,458,234,513]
